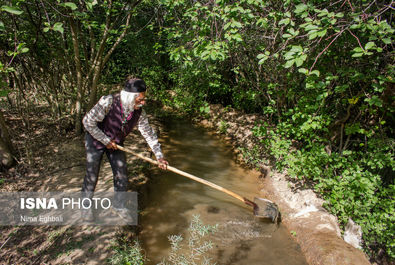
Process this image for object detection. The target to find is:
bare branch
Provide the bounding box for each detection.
[347,0,355,11]
[44,0,72,18]
[40,0,51,24]
[341,0,355,11]
[347,29,365,51]
[363,0,377,13]
[102,12,132,66]
[309,29,345,72]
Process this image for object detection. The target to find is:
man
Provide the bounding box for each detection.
[81,77,168,221]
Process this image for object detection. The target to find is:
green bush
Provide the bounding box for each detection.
[253,122,394,259]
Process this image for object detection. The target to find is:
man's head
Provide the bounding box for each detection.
[121,78,147,110]
[124,78,146,93]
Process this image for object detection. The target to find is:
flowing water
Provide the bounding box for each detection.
[139,116,307,265]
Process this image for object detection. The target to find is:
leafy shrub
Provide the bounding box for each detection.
[253,122,394,259]
[219,120,229,134]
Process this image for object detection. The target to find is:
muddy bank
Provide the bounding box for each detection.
[190,104,371,265]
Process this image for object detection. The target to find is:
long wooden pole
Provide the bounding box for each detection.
[116,145,246,203]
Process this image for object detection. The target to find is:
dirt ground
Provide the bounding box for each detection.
[0,107,161,264]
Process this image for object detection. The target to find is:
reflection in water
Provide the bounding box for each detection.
[139,116,307,265]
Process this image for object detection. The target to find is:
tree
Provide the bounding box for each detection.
[0,110,14,168]
[0,0,144,134]
[67,0,143,133]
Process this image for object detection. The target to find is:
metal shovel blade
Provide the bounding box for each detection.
[253,197,280,223]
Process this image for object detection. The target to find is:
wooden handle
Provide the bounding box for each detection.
[116,145,246,203]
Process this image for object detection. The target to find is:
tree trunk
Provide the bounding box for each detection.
[86,10,133,110]
[70,18,84,134]
[87,60,102,110]
[0,111,14,168]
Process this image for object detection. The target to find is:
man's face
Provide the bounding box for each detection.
[134,92,146,109]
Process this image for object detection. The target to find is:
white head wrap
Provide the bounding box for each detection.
[120,90,139,115]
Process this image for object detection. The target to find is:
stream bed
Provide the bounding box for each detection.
[139,116,308,265]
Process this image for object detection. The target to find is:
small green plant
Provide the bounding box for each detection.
[159,215,218,265]
[219,120,229,134]
[199,102,210,115]
[238,146,264,168]
[109,238,145,265]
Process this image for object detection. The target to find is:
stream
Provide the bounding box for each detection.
[139,116,308,265]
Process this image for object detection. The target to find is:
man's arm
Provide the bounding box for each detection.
[137,110,164,160]
[82,95,113,146]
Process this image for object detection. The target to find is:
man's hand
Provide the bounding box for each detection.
[106,140,118,150]
[158,158,169,170]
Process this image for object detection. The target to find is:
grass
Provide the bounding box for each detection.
[108,237,146,265]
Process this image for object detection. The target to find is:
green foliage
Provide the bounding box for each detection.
[238,146,266,167]
[62,2,78,11]
[0,89,11,97]
[199,102,210,115]
[159,215,218,265]
[153,0,394,260]
[1,0,394,261]
[109,238,146,265]
[1,5,23,15]
[0,3,27,83]
[219,120,229,134]
[0,0,150,120]
[253,122,394,258]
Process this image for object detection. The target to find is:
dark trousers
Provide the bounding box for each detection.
[82,133,129,208]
